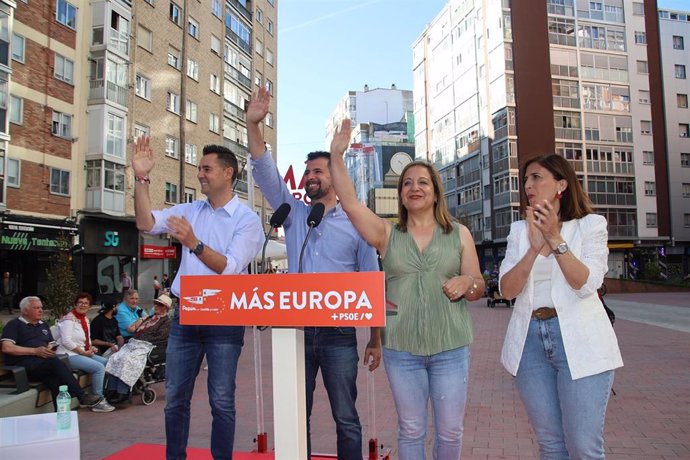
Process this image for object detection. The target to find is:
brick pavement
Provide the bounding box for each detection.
[7,294,687,459]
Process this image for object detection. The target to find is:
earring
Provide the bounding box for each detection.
[556,190,563,200]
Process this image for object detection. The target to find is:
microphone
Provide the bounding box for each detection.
[299,202,325,273]
[260,203,291,273]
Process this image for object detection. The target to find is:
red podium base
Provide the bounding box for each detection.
[103,444,338,459]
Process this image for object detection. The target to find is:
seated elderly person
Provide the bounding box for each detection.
[115,289,147,342]
[0,296,102,410]
[56,293,115,413]
[106,294,172,404]
[90,301,125,356]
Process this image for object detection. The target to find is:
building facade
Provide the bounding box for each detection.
[413,0,684,279]
[2,0,277,303]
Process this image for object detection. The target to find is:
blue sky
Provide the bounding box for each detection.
[275,0,688,171]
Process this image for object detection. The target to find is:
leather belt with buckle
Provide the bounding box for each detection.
[531,307,558,320]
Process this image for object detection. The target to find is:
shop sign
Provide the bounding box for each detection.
[140,245,177,259]
[0,231,67,251]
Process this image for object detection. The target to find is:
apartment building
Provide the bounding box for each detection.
[1,0,278,301]
[413,0,680,279]
[658,8,690,279]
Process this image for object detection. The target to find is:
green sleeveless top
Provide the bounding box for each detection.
[381,223,473,355]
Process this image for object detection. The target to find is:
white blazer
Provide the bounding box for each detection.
[499,214,623,380]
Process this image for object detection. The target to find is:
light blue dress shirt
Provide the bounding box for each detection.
[148,196,264,297]
[251,151,378,274]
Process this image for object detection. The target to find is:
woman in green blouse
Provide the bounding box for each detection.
[330,120,484,459]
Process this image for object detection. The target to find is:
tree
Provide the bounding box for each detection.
[44,234,79,321]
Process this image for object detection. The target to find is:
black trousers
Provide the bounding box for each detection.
[21,357,84,409]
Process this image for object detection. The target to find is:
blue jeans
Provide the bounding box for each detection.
[164,309,244,460]
[383,345,470,460]
[67,353,108,396]
[516,317,614,460]
[304,326,361,460]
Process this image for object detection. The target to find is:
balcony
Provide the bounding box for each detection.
[555,127,582,140]
[224,100,247,122]
[224,63,251,89]
[225,28,252,55]
[89,79,129,107]
[228,0,252,21]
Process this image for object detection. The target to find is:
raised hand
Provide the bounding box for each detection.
[330,119,352,157]
[247,87,271,124]
[132,135,155,176]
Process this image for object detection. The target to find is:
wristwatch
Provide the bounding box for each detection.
[192,241,205,256]
[553,242,569,255]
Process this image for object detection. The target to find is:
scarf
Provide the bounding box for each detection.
[72,308,91,350]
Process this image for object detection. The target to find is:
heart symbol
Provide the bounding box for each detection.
[364,313,373,320]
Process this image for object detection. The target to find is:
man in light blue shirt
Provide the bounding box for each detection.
[132,137,263,460]
[247,87,380,460]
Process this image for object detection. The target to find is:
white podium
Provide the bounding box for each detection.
[0,411,80,459]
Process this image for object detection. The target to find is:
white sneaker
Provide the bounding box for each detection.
[91,400,115,413]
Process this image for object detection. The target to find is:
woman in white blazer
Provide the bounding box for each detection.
[499,154,623,459]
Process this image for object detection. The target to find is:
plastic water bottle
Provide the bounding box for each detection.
[56,385,71,431]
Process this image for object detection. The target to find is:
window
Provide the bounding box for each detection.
[185,144,197,165]
[265,79,274,95]
[165,182,178,203]
[54,54,74,84]
[638,90,650,104]
[12,34,24,62]
[267,20,273,35]
[51,111,72,138]
[683,183,690,198]
[135,74,151,100]
[165,136,179,158]
[681,124,690,137]
[168,47,181,70]
[673,35,685,50]
[265,112,273,127]
[637,60,648,74]
[167,91,180,114]
[6,158,20,187]
[134,123,149,140]
[642,150,654,165]
[50,168,70,196]
[137,25,152,52]
[682,153,690,167]
[211,35,221,54]
[255,71,262,87]
[102,161,125,192]
[106,113,125,157]
[186,100,197,122]
[266,49,274,66]
[188,17,199,39]
[187,58,198,80]
[256,7,263,23]
[210,74,220,94]
[9,95,22,124]
[169,2,182,26]
[632,2,644,15]
[184,187,195,203]
[644,181,656,196]
[211,0,221,18]
[678,94,688,108]
[56,0,77,29]
[676,65,687,79]
[646,213,657,228]
[641,120,652,135]
[209,113,220,133]
[634,31,646,45]
[256,39,263,55]
[685,214,690,228]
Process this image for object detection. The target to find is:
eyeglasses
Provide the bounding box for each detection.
[76,301,90,306]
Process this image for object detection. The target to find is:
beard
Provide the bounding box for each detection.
[304,182,325,200]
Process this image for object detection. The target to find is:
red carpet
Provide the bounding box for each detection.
[103,444,337,459]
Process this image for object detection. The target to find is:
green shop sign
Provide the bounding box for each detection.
[0,231,68,251]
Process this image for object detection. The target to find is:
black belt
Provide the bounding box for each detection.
[531,307,557,320]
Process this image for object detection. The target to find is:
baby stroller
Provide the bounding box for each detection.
[132,344,166,405]
[486,276,513,308]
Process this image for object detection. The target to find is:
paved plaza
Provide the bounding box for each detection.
[4,292,689,459]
